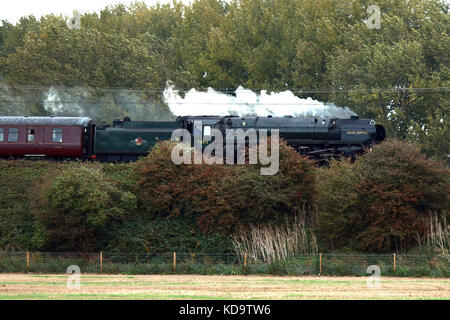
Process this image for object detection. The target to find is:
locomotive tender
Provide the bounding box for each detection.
[0,115,385,162]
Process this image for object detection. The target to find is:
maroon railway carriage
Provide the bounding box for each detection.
[0,117,93,159]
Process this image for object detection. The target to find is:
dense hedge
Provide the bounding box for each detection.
[0,159,234,253]
[317,139,449,253]
[0,139,448,255]
[0,160,54,250]
[30,163,137,251]
[135,139,316,234]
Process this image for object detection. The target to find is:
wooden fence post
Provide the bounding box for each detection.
[244,252,247,270]
[319,253,322,275]
[26,251,30,269]
[393,253,396,273]
[100,251,103,274]
[173,252,176,273]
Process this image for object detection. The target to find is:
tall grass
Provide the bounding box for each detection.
[232,214,318,263]
[427,214,450,262]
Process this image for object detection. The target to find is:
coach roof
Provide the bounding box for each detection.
[0,116,92,126]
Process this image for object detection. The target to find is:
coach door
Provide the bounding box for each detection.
[25,126,45,155]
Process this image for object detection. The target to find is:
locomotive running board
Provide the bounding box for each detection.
[307,148,336,154]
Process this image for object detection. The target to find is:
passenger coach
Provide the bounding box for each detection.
[0,116,93,159]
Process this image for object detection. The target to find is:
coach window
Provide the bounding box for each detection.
[52,128,63,143]
[27,129,35,142]
[0,128,3,142]
[8,128,18,142]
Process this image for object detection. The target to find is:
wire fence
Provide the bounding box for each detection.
[0,251,448,277]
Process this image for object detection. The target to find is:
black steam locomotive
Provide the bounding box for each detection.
[173,115,385,162]
[0,115,385,162]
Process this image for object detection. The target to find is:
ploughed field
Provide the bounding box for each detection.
[0,274,449,300]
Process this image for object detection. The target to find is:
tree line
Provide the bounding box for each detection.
[0,0,448,163]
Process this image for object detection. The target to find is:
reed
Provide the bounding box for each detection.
[427,214,450,262]
[232,213,318,264]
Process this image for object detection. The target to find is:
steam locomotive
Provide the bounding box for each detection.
[0,115,385,162]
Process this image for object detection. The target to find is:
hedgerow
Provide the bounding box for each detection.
[30,162,137,251]
[0,139,448,258]
[135,139,317,235]
[317,139,450,253]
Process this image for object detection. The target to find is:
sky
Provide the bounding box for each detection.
[2,0,449,24]
[0,0,190,24]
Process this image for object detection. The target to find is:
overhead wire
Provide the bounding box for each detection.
[1,84,449,94]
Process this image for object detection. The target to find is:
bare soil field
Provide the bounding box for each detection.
[0,274,449,300]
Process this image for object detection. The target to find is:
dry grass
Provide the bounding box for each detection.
[427,214,450,262]
[232,214,318,263]
[0,274,448,300]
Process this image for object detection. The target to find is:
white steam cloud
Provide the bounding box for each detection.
[42,86,173,122]
[39,83,357,121]
[44,87,84,116]
[163,85,357,118]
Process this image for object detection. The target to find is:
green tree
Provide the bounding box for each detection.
[325,0,449,148]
